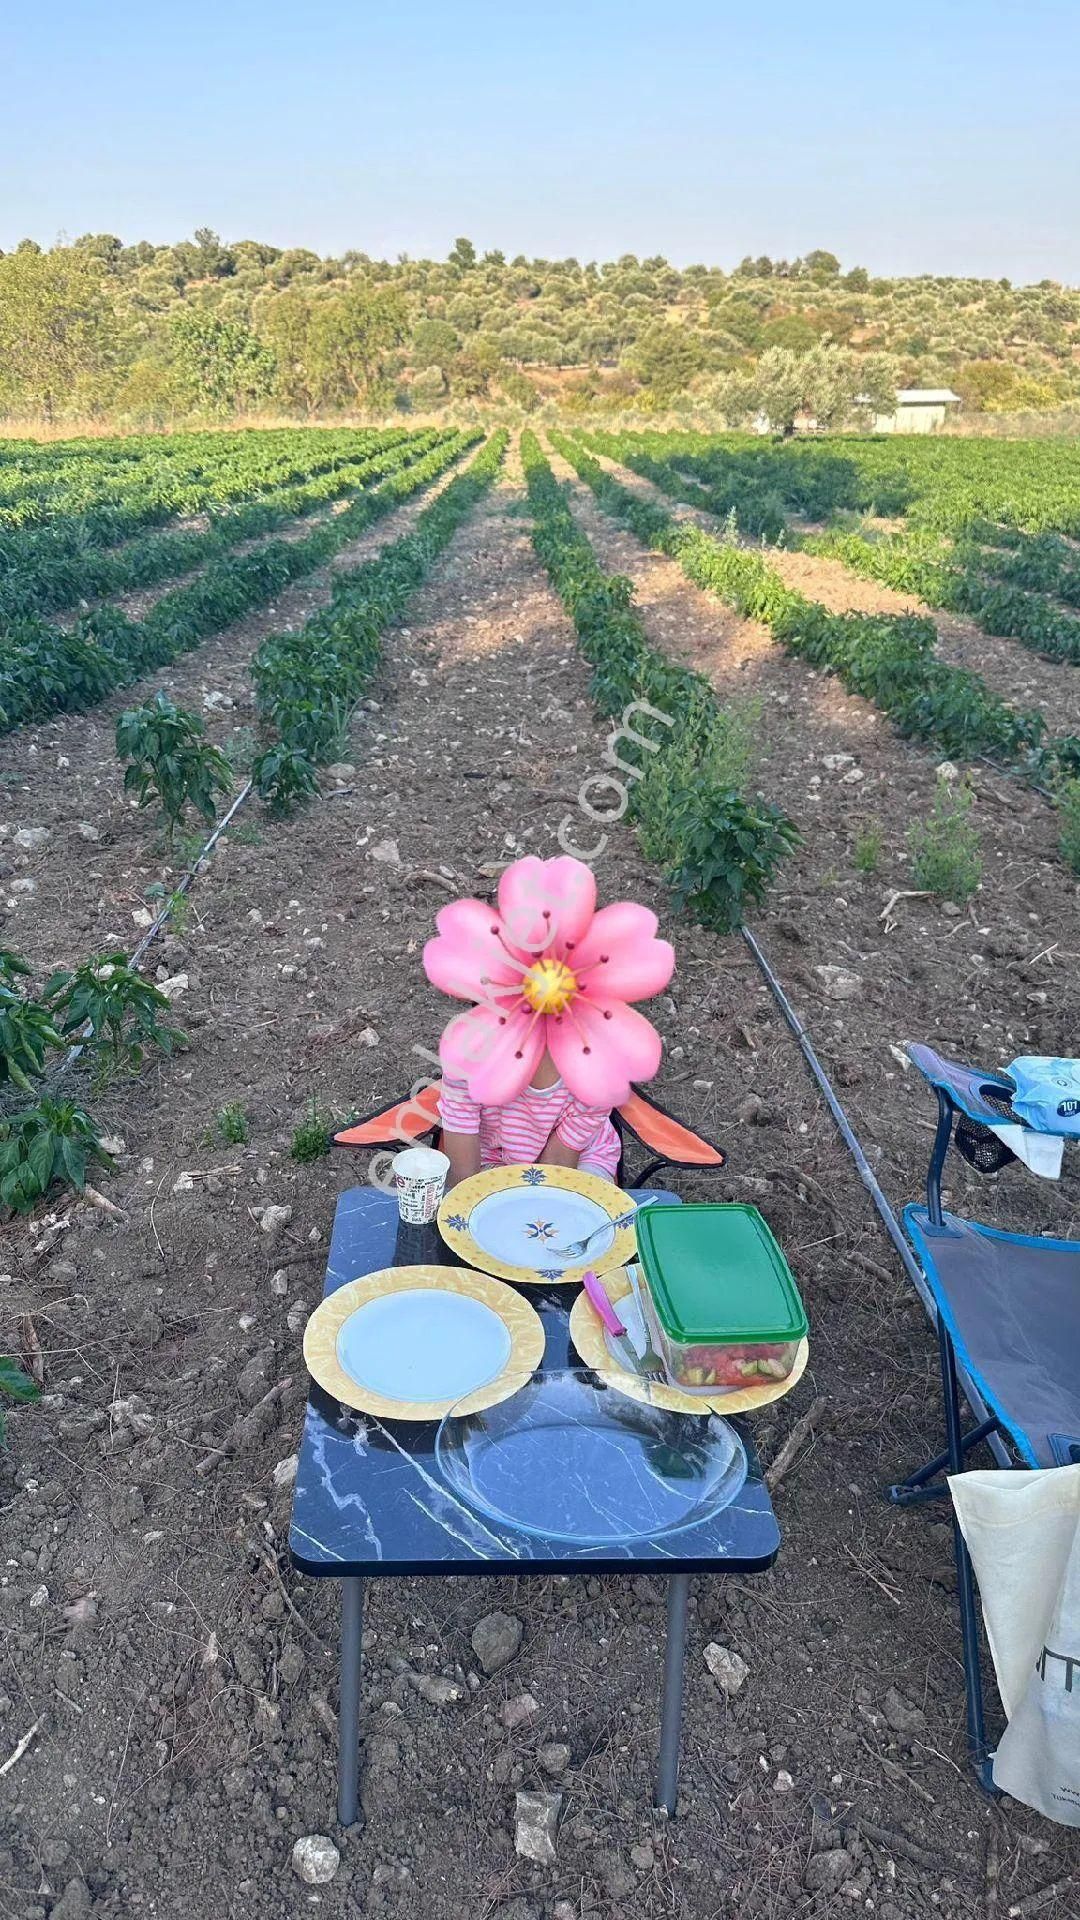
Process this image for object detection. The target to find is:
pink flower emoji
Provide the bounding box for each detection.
[423,854,675,1108]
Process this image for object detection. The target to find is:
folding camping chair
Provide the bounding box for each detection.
[888,1042,1080,1789]
[334,1082,727,1191]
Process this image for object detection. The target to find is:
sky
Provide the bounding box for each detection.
[4,1,1079,283]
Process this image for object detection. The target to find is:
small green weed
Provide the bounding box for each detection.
[227,821,264,848]
[907,777,982,900]
[290,1098,333,1163]
[215,1102,250,1146]
[853,823,884,874]
[1057,778,1080,876]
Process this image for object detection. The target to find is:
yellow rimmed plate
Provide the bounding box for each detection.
[438,1163,637,1286]
[303,1264,545,1420]
[569,1266,810,1415]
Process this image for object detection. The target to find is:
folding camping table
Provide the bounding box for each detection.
[888,1044,1080,1788]
[289,1185,782,1825]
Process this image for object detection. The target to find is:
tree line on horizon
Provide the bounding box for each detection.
[1,229,1078,428]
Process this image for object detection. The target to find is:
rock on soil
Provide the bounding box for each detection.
[290,1834,340,1884]
[703,1643,749,1695]
[471,1608,523,1675]
[514,1790,561,1865]
[804,1848,855,1894]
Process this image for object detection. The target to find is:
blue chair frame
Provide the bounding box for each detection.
[887,1043,1080,1792]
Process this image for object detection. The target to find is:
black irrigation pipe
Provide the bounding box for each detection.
[740,921,1012,1468]
[56,778,258,1077]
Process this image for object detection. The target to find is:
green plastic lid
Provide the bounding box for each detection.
[635,1204,807,1346]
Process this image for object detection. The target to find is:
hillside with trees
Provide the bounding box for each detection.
[2,230,1080,426]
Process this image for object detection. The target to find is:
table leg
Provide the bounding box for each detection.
[337,1577,366,1826]
[656,1572,690,1815]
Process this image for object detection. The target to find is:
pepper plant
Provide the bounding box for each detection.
[44,953,185,1072]
[116,692,233,839]
[0,948,64,1091]
[0,1355,39,1441]
[0,1098,113,1215]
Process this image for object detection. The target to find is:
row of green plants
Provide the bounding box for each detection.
[520,431,798,930]
[0,434,514,1432]
[0,440,507,1209]
[578,426,1080,537]
[800,522,1080,667]
[583,425,1080,672]
[0,431,477,734]
[0,428,438,621]
[556,432,1080,871]
[251,431,509,803]
[579,427,882,533]
[0,423,401,533]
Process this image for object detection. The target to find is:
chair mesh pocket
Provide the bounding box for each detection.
[954,1112,1017,1175]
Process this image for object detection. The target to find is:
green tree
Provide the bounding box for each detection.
[305,287,408,405]
[411,318,459,368]
[0,247,119,417]
[622,322,703,401]
[498,367,539,410]
[449,236,477,271]
[803,249,841,279]
[167,309,276,416]
[258,288,318,409]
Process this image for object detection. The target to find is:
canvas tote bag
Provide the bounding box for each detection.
[949,1465,1080,1824]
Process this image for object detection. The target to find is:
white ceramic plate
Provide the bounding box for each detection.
[303,1265,546,1420]
[438,1164,636,1285]
[336,1289,512,1403]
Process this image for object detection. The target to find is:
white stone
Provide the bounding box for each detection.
[272,1454,298,1490]
[291,1834,340,1885]
[156,973,189,1000]
[821,753,854,772]
[704,1643,749,1696]
[814,964,863,1001]
[15,827,50,851]
[260,1205,292,1237]
[514,1790,561,1865]
[29,1584,49,1609]
[368,837,401,866]
[774,1769,795,1793]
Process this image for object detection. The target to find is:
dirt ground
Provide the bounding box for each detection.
[1,444,1079,1920]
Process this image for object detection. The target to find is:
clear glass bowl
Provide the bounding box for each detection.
[435,1368,748,1546]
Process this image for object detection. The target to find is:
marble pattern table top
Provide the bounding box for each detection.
[289,1186,782,1578]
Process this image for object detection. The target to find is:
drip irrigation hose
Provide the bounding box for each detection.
[740,922,1011,1467]
[738,924,931,1307]
[56,778,256,1077]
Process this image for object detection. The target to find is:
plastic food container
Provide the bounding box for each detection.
[636,1203,807,1394]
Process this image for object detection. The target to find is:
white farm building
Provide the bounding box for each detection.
[871,388,962,434]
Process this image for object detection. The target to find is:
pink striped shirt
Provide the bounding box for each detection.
[438,1075,621,1181]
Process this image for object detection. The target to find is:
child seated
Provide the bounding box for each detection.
[440,1047,621,1188]
[423,853,674,1190]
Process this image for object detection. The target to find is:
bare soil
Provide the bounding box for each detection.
[1,451,1079,1920]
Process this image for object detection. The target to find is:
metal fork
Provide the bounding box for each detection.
[625,1264,665,1376]
[551,1209,636,1260]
